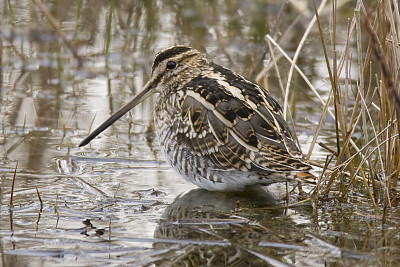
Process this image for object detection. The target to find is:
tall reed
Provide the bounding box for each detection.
[311,0,400,210]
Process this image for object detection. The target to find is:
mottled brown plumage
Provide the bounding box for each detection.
[80,46,314,191]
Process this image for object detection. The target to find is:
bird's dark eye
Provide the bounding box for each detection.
[166,61,176,69]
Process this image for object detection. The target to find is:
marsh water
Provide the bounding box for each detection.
[1,1,400,266]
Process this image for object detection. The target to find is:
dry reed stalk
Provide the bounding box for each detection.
[32,0,82,66]
[0,36,2,87]
[255,0,400,205]
[265,37,303,153]
[251,1,284,78]
[9,161,18,207]
[55,192,59,228]
[363,1,400,210]
[283,0,329,119]
[317,0,400,204]
[36,187,43,212]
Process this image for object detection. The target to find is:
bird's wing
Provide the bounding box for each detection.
[177,64,311,173]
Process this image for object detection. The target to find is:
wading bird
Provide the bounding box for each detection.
[80,46,314,191]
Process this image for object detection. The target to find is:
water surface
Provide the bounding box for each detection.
[1,1,399,266]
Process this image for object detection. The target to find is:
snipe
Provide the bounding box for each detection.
[80,46,314,191]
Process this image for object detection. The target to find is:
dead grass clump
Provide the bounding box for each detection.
[257,0,400,213]
[311,0,400,211]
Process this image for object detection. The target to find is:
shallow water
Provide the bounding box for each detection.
[1,0,400,266]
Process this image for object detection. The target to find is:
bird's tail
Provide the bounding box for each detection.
[294,171,317,184]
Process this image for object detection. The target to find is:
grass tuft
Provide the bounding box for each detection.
[311,0,400,208]
[258,0,400,210]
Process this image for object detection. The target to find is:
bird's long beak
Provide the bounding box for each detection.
[79,80,155,147]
